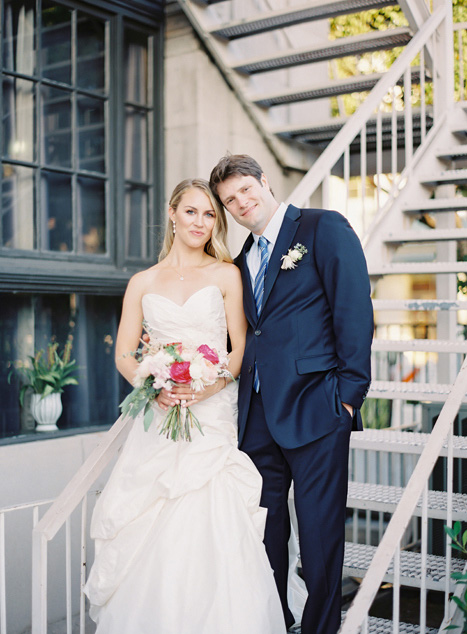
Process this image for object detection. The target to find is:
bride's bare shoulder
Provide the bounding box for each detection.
[126,264,163,296]
[214,261,242,292]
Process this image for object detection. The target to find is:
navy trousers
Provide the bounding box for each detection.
[240,391,352,634]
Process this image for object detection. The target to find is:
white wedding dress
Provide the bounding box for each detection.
[84,285,287,634]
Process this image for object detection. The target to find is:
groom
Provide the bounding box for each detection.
[209,154,373,634]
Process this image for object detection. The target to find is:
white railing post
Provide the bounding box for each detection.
[0,514,6,634]
[32,530,48,634]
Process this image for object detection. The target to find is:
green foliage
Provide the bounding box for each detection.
[445,522,467,632]
[9,336,79,405]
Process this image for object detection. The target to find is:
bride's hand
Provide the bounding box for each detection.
[156,380,226,410]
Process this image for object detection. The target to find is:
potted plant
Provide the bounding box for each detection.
[9,335,79,432]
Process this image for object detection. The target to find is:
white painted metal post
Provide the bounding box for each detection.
[66,518,72,634]
[32,530,48,634]
[80,496,88,634]
[392,542,400,634]
[445,425,454,617]
[420,484,428,633]
[0,514,6,634]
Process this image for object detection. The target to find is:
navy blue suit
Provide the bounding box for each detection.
[235,205,373,633]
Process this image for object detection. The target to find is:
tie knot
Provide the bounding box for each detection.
[258,236,268,251]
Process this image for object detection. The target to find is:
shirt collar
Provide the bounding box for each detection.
[252,202,287,248]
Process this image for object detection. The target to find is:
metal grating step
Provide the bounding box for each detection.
[367,380,463,404]
[347,481,467,521]
[385,228,467,243]
[373,299,467,310]
[354,616,438,633]
[251,69,426,108]
[372,338,467,353]
[369,261,467,275]
[276,110,432,148]
[437,144,467,161]
[211,0,397,40]
[422,169,467,187]
[403,198,467,213]
[344,541,464,591]
[350,429,467,458]
[233,28,412,75]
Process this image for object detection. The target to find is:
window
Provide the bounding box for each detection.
[0,0,163,439]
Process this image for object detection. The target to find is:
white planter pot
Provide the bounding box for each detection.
[30,393,62,432]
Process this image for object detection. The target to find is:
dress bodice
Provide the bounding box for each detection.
[141,285,227,352]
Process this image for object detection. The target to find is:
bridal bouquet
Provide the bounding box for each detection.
[120,323,231,441]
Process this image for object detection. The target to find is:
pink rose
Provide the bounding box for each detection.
[170,361,191,383]
[197,344,219,365]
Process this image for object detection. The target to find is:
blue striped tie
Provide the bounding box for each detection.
[253,236,269,392]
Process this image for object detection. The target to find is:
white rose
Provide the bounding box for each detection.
[281,255,296,270]
[289,249,302,261]
[189,359,204,380]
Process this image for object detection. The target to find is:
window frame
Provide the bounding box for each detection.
[0,0,164,295]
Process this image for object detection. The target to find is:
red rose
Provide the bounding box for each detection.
[197,344,219,365]
[170,361,191,383]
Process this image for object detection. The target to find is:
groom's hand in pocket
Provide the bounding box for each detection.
[342,402,353,417]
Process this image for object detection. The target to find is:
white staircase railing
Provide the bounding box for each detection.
[340,356,467,633]
[286,0,453,242]
[31,415,133,634]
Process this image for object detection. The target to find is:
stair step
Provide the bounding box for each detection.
[344,541,463,591]
[369,261,467,275]
[372,338,467,353]
[210,0,396,40]
[347,481,467,521]
[367,380,467,404]
[251,68,425,108]
[347,615,438,633]
[276,109,432,147]
[350,429,467,458]
[403,197,467,213]
[421,168,467,186]
[437,144,467,161]
[373,299,467,310]
[233,28,412,75]
[385,228,467,243]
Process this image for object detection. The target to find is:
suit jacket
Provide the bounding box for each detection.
[235,204,374,449]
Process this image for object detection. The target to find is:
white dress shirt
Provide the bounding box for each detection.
[246,202,287,285]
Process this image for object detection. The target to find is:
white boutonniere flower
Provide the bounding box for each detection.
[281,243,308,270]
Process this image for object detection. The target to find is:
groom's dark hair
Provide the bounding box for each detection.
[209,153,271,201]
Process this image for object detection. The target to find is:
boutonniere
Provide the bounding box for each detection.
[281,243,308,270]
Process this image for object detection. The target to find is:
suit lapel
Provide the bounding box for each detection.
[261,204,301,318]
[238,234,256,326]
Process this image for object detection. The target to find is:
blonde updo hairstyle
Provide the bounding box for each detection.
[159,178,232,263]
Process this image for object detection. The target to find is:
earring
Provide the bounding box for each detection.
[172,220,176,235]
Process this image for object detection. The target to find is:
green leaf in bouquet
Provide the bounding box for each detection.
[143,402,154,432]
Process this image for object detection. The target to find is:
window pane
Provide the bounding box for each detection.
[78,177,106,254]
[40,171,72,252]
[2,164,35,249]
[77,13,106,93]
[41,2,72,85]
[0,292,125,438]
[125,107,147,182]
[2,0,36,75]
[2,77,35,162]
[125,185,148,259]
[78,96,106,173]
[41,85,72,168]
[124,29,149,105]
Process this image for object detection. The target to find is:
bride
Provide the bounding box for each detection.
[84,178,287,633]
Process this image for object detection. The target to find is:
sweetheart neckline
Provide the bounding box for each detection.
[142,285,224,308]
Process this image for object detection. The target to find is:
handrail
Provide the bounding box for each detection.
[286,5,446,209]
[339,356,467,633]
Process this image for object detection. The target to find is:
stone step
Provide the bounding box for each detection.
[347,481,467,521]
[250,68,426,108]
[369,261,467,275]
[210,0,396,40]
[367,380,464,404]
[350,429,467,458]
[372,338,467,353]
[372,298,467,311]
[421,168,467,187]
[403,197,467,214]
[384,228,467,243]
[233,28,412,75]
[343,541,463,592]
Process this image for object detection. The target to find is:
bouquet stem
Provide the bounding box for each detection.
[159,402,204,442]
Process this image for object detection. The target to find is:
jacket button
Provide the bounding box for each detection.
[248,366,252,373]
[255,330,261,336]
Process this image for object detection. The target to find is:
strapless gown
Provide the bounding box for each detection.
[84,286,287,633]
